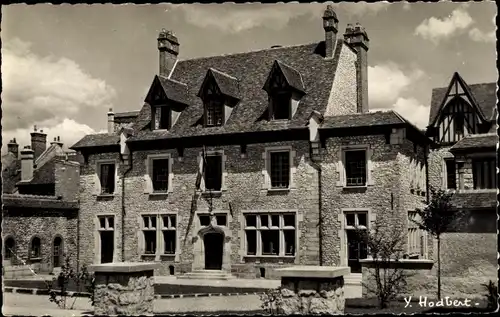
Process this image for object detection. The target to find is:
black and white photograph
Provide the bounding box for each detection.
[1,1,498,315]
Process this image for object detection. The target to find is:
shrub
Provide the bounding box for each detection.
[482,280,498,311]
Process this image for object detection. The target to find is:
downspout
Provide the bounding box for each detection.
[309,143,323,266]
[121,152,133,262]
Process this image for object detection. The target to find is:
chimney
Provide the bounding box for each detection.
[108,108,115,135]
[30,125,47,160]
[20,145,35,182]
[323,5,339,59]
[344,23,370,113]
[51,136,64,148]
[157,29,179,77]
[7,138,19,159]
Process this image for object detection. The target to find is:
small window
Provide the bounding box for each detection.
[152,158,169,192]
[445,159,457,189]
[260,215,269,228]
[163,231,176,254]
[199,215,210,226]
[144,231,156,254]
[454,113,464,134]
[271,214,280,227]
[284,230,295,256]
[269,151,290,189]
[473,158,496,189]
[5,237,15,260]
[283,214,295,227]
[246,230,257,255]
[345,150,367,186]
[205,99,224,127]
[246,215,257,227]
[216,215,227,226]
[261,230,279,255]
[158,106,171,130]
[99,163,115,194]
[271,92,291,120]
[31,237,41,258]
[204,155,222,191]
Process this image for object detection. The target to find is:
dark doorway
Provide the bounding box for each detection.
[4,237,15,264]
[204,232,223,270]
[100,231,114,264]
[53,237,63,267]
[346,230,368,274]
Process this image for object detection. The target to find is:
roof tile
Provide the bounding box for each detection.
[450,133,498,152]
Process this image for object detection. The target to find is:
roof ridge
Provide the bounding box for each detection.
[461,133,498,138]
[177,42,320,63]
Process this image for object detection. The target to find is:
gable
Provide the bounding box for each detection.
[429,73,496,126]
[144,75,189,107]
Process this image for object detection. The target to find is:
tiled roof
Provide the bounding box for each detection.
[429,82,497,125]
[115,111,140,119]
[128,40,344,142]
[1,152,21,194]
[157,75,190,106]
[207,68,240,99]
[320,110,406,128]
[70,133,120,149]
[2,194,78,210]
[22,158,56,185]
[451,191,497,210]
[274,60,306,93]
[450,133,498,152]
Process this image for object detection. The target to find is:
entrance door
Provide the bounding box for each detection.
[204,232,223,270]
[346,230,368,273]
[53,237,63,267]
[100,231,114,264]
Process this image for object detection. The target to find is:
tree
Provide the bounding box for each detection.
[411,187,464,299]
[354,216,411,309]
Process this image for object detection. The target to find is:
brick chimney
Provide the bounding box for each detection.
[323,5,339,59]
[108,108,115,135]
[51,136,64,148]
[7,138,19,159]
[344,23,369,113]
[30,125,47,160]
[20,145,34,182]
[158,29,179,78]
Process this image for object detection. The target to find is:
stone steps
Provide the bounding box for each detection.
[177,270,236,280]
[3,265,37,279]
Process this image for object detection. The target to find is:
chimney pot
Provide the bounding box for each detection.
[7,138,19,159]
[323,5,339,59]
[108,109,115,135]
[30,128,47,161]
[20,146,35,181]
[158,29,179,77]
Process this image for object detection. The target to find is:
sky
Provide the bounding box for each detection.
[1,2,497,152]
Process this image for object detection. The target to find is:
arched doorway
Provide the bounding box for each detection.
[53,237,63,268]
[204,232,223,270]
[4,237,15,264]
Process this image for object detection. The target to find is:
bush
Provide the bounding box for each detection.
[482,280,498,310]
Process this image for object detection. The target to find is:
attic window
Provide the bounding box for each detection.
[205,98,224,127]
[157,106,171,130]
[271,91,291,120]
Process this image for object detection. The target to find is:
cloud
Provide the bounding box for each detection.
[2,119,101,154]
[371,98,429,129]
[167,3,388,34]
[368,62,424,107]
[1,37,116,132]
[468,27,496,43]
[414,8,473,43]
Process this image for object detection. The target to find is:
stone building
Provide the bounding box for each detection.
[71,6,433,279]
[426,73,497,293]
[2,128,82,277]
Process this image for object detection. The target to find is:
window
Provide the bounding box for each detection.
[4,237,15,260]
[271,92,291,120]
[152,158,169,192]
[97,215,115,263]
[408,211,423,257]
[454,113,464,135]
[141,214,177,256]
[205,99,224,127]
[244,213,296,256]
[473,158,496,189]
[99,163,115,194]
[344,211,368,273]
[158,106,171,130]
[198,213,228,227]
[345,150,367,186]
[204,155,222,191]
[445,159,457,189]
[269,151,290,189]
[30,237,41,259]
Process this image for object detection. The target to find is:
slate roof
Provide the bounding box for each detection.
[2,152,21,194]
[274,60,306,93]
[19,157,56,185]
[70,133,120,149]
[320,110,407,128]
[157,75,190,106]
[2,194,78,210]
[450,133,498,152]
[207,68,241,99]
[451,191,497,210]
[127,40,345,142]
[115,111,140,119]
[429,81,497,125]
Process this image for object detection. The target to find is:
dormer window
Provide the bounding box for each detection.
[198,68,240,128]
[156,106,171,130]
[263,60,306,121]
[205,97,224,127]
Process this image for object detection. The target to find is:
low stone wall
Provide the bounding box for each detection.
[90,262,158,316]
[361,259,435,298]
[275,266,350,314]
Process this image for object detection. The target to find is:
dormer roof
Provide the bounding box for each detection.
[145,75,189,106]
[263,60,306,94]
[198,68,240,100]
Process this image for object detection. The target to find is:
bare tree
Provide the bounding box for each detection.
[411,187,462,299]
[354,216,411,309]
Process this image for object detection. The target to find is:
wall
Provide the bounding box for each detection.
[55,160,80,201]
[324,43,358,117]
[78,141,320,278]
[2,208,78,273]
